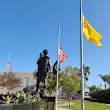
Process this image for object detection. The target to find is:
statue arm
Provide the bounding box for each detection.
[37,58,40,65]
[48,59,51,68]
[48,59,52,73]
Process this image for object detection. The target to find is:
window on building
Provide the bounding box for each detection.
[23,77,29,87]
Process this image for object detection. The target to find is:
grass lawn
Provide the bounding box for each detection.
[58,100,67,104]
[58,100,110,110]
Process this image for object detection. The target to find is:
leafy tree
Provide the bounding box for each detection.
[89,85,102,99]
[59,66,80,92]
[46,74,56,96]
[89,85,97,92]
[0,73,7,93]
[46,72,63,96]
[59,66,80,106]
[0,72,22,93]
[46,66,80,102]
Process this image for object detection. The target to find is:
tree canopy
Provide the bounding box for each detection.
[0,72,22,93]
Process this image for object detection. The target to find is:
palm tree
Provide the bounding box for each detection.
[98,74,108,90]
[83,65,90,82]
[106,75,110,88]
[79,65,90,82]
[100,84,102,89]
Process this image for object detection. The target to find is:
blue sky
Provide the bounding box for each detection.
[0,0,110,89]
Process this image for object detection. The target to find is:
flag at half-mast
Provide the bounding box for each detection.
[59,47,67,63]
[52,47,67,75]
[83,15,102,46]
[7,62,12,71]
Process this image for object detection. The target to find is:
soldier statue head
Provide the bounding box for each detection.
[43,49,48,55]
[39,53,43,57]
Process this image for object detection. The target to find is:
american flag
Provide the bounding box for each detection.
[59,47,67,63]
[7,62,12,71]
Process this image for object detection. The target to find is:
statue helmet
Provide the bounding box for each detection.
[43,49,48,55]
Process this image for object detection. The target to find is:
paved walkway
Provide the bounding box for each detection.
[57,102,74,110]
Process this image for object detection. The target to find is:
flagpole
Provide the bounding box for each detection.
[6,49,10,72]
[80,0,85,110]
[55,24,60,110]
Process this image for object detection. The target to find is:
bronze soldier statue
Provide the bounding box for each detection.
[35,49,51,92]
